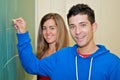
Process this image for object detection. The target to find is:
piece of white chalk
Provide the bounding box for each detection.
[12,19,16,22]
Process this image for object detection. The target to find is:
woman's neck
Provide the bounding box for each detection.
[42,43,56,58]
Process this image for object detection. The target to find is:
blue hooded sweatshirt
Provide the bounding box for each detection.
[17,32,120,80]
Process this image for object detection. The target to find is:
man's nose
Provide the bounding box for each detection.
[75,26,82,34]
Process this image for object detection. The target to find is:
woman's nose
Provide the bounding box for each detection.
[46,28,50,34]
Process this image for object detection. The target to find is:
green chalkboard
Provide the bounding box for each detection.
[0,0,35,80]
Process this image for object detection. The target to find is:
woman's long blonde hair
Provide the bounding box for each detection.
[36,13,69,59]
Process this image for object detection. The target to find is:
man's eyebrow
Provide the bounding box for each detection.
[79,22,87,24]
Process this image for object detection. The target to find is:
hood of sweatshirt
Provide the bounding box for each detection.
[72,44,110,58]
[71,44,110,80]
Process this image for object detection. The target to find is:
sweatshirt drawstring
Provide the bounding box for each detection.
[75,56,78,80]
[88,57,93,80]
[75,56,93,80]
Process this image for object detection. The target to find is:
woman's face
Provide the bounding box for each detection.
[42,19,58,45]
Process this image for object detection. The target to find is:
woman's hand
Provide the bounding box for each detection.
[13,17,27,33]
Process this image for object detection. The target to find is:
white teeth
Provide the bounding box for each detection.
[75,35,85,41]
[76,36,84,39]
[46,35,52,39]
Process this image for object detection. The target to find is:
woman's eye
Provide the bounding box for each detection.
[50,26,56,30]
[42,27,46,30]
[50,27,55,30]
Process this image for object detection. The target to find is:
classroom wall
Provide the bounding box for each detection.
[100,0,120,57]
[36,0,120,57]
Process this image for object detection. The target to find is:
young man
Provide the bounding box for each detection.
[13,3,120,80]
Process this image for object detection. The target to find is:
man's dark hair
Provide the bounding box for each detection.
[67,3,95,24]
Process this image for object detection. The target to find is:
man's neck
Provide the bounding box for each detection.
[78,43,98,55]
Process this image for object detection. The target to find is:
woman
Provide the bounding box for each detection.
[36,13,69,80]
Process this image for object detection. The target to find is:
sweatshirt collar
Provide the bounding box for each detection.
[72,44,110,58]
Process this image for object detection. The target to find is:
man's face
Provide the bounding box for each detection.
[68,14,96,48]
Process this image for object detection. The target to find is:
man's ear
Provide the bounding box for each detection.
[92,22,98,32]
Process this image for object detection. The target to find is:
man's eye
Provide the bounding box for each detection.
[80,24,86,27]
[69,25,75,29]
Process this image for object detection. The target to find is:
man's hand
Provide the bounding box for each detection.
[13,17,27,33]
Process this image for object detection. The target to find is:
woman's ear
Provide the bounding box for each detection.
[92,22,98,32]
